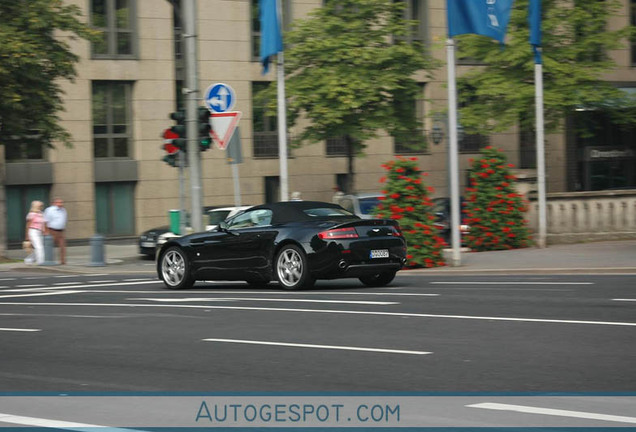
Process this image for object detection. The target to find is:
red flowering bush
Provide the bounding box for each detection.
[464,147,531,251]
[374,157,446,268]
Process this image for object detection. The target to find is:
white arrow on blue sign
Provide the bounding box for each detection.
[204,83,236,113]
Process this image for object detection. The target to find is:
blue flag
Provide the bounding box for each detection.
[528,0,542,64]
[259,0,283,74]
[447,0,514,44]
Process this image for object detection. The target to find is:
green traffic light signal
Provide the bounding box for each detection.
[200,136,212,151]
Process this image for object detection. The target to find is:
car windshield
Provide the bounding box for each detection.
[358,197,381,215]
[208,210,231,225]
[303,207,354,218]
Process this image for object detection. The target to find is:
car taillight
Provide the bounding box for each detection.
[393,226,403,237]
[318,227,359,239]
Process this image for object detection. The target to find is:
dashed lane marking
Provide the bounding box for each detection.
[15,285,44,288]
[0,328,41,332]
[468,402,636,424]
[202,338,431,355]
[0,291,83,300]
[613,298,636,302]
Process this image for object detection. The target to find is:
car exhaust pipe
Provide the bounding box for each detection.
[338,260,348,269]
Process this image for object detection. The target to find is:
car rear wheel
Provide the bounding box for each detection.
[159,247,194,290]
[359,271,397,287]
[275,244,314,290]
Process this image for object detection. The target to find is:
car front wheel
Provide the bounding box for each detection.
[275,244,314,290]
[359,271,397,287]
[159,247,194,290]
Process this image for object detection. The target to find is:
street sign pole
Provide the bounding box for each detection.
[178,150,186,235]
[183,0,203,232]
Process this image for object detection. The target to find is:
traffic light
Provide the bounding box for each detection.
[169,110,187,151]
[198,106,212,151]
[162,153,178,167]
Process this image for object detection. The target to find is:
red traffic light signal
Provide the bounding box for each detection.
[163,129,180,154]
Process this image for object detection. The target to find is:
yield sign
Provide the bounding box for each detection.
[210,111,242,150]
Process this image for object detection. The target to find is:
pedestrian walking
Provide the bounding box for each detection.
[44,197,68,265]
[24,200,46,265]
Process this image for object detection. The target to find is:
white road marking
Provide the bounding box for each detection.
[613,299,636,302]
[137,297,399,305]
[4,281,158,292]
[123,278,151,282]
[15,284,44,288]
[0,291,83,300]
[1,302,634,326]
[0,278,16,281]
[468,402,636,424]
[53,275,81,278]
[0,412,138,431]
[202,338,430,355]
[87,280,117,284]
[431,281,594,285]
[53,282,81,286]
[0,328,41,332]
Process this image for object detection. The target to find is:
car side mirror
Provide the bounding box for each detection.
[218,221,229,231]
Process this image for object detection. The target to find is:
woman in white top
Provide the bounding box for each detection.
[25,200,46,264]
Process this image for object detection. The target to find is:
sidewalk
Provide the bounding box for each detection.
[1,240,635,275]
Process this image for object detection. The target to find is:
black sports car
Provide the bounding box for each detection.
[157,201,407,290]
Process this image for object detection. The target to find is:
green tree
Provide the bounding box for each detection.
[374,157,446,268]
[0,0,96,148]
[454,0,636,136]
[279,0,439,192]
[464,147,531,251]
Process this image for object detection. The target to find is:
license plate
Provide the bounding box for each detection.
[141,241,155,248]
[370,249,389,259]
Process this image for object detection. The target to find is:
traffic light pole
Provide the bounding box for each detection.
[182,0,203,232]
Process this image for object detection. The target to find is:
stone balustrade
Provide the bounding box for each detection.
[526,190,636,244]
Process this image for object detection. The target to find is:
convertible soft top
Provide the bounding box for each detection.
[248,201,357,224]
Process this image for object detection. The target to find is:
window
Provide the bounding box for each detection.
[92,81,133,159]
[4,133,45,161]
[253,82,280,158]
[228,209,273,229]
[5,185,50,243]
[393,83,427,154]
[95,182,135,236]
[326,136,348,156]
[458,84,490,153]
[251,0,292,60]
[90,0,137,58]
[398,0,428,45]
[519,112,536,169]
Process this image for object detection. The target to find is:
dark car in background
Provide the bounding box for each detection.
[432,197,470,244]
[157,201,407,290]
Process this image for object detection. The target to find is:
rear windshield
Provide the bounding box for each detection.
[359,197,381,215]
[303,207,355,218]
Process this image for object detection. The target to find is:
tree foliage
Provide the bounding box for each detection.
[0,0,96,148]
[455,0,636,136]
[276,0,439,191]
[463,147,532,251]
[374,157,446,268]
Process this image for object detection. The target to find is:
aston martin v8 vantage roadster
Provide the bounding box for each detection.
[157,201,407,290]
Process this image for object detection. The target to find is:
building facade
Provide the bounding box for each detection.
[3,0,635,244]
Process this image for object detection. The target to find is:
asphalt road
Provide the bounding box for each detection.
[0,271,634,395]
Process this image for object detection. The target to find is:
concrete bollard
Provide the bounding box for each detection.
[40,235,58,266]
[88,234,106,267]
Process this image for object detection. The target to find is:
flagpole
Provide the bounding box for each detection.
[276,0,289,202]
[535,57,547,247]
[446,38,462,267]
